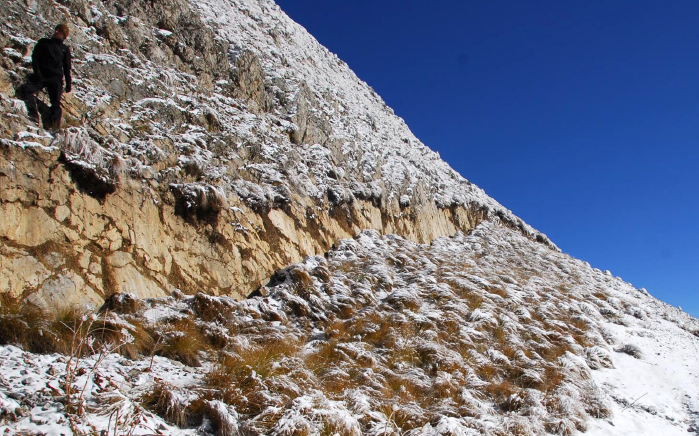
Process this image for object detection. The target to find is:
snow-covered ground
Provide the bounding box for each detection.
[1,222,697,435]
[587,314,699,435]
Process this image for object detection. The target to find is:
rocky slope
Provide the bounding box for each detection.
[1,1,698,436]
[0,0,553,308]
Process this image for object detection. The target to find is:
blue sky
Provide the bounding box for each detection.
[275,1,699,318]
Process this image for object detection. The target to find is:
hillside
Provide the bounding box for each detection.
[1,0,553,308]
[0,0,698,435]
[1,224,698,435]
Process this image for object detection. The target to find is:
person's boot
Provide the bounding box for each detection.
[27,111,39,124]
[49,106,62,130]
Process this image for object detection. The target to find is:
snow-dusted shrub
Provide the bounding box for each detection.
[614,343,643,359]
[584,346,614,370]
[190,292,236,323]
[580,381,613,419]
[202,400,240,436]
[141,381,188,427]
[170,183,227,222]
[156,317,208,367]
[0,302,59,354]
[100,292,144,314]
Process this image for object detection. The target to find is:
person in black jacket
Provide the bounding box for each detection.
[23,23,72,129]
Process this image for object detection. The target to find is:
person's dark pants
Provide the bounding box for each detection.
[23,75,63,128]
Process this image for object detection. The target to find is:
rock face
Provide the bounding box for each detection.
[0,0,553,307]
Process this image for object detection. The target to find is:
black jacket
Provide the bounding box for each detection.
[32,37,72,87]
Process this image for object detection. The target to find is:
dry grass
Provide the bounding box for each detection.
[384,374,427,404]
[205,338,301,414]
[190,292,235,322]
[200,400,240,436]
[544,419,576,436]
[478,363,502,384]
[541,366,566,396]
[467,293,484,310]
[493,323,507,345]
[592,291,608,301]
[0,301,157,362]
[156,318,208,367]
[485,380,522,412]
[141,381,188,427]
[486,286,508,299]
[387,346,421,370]
[289,266,315,299]
[324,318,351,342]
[388,405,430,433]
[305,340,343,375]
[0,302,60,354]
[89,315,155,359]
[352,311,394,347]
[205,356,270,415]
[237,339,301,378]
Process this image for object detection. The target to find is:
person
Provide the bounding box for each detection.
[23,23,72,129]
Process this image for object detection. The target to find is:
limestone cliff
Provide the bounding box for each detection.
[0,0,554,307]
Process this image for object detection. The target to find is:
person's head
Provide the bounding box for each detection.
[53,23,69,41]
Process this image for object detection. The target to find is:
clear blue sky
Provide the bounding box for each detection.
[275,0,699,318]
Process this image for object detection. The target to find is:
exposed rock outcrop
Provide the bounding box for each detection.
[1,140,489,306]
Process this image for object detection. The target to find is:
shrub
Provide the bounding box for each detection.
[100,293,144,314]
[614,343,643,359]
[0,302,59,354]
[170,183,227,222]
[191,292,234,322]
[141,382,188,427]
[484,380,522,412]
[90,316,155,360]
[156,318,208,367]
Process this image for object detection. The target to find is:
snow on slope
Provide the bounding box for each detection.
[1,0,698,434]
[191,0,554,246]
[587,308,699,435]
[1,222,697,435]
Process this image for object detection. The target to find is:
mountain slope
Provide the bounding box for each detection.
[1,223,697,435]
[0,0,553,308]
[0,0,698,435]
